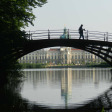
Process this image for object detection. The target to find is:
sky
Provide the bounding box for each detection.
[25,0,112,32]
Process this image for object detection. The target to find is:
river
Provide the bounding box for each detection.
[20,68,112,109]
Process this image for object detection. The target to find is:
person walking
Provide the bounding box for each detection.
[78,24,85,40]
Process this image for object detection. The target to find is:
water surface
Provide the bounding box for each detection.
[21,68,112,109]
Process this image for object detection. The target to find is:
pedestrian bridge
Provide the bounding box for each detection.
[16,29,112,66]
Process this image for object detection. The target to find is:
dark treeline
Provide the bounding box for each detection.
[20,63,48,68]
[0,0,47,111]
[20,62,110,69]
[0,0,47,84]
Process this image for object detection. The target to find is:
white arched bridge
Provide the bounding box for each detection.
[14,29,112,66]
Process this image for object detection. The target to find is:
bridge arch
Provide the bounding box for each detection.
[16,39,112,66]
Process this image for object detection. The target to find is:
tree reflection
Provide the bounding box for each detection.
[0,69,27,112]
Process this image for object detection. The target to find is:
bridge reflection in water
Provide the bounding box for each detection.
[22,68,112,109]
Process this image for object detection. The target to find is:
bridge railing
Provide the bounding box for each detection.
[25,29,112,42]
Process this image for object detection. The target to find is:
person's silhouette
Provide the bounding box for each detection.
[78,24,85,39]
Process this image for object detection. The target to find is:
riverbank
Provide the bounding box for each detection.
[20,63,111,68]
[47,65,111,68]
[20,63,47,68]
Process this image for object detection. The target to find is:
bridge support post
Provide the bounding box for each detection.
[68,29,70,39]
[106,32,108,42]
[31,33,32,40]
[86,30,88,40]
[48,29,50,39]
[104,34,105,41]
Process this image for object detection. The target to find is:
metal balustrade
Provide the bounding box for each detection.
[26,29,112,42]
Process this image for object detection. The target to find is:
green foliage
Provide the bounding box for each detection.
[20,63,47,68]
[0,0,47,83]
[101,107,105,112]
[0,0,47,32]
[86,61,110,67]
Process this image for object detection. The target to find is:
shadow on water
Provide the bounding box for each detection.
[0,69,112,112]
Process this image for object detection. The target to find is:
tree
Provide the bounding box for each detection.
[0,0,47,81]
[0,0,47,32]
